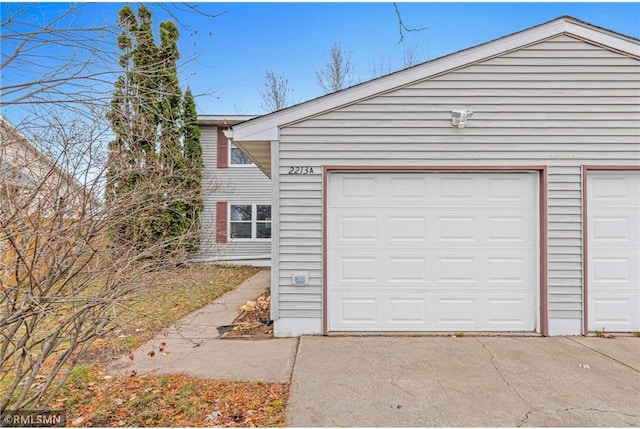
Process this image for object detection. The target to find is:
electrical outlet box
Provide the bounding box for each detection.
[291,271,309,286]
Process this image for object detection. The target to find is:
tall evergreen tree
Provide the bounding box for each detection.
[107,5,202,255]
[182,87,203,251]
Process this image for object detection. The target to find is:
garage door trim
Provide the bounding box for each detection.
[582,165,640,334]
[322,165,549,335]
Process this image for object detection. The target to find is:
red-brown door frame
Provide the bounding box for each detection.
[582,165,640,335]
[322,166,549,336]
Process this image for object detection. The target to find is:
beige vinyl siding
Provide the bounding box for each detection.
[275,34,640,321]
[198,125,272,261]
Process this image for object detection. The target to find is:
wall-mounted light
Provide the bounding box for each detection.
[451,109,474,128]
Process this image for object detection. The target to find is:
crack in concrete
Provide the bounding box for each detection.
[436,379,450,399]
[565,407,639,418]
[475,338,527,403]
[566,337,640,372]
[337,383,361,394]
[516,409,539,427]
[517,407,639,427]
[390,379,416,397]
[288,337,301,384]
[435,378,467,397]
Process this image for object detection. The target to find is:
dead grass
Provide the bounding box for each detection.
[45,264,289,427]
[81,264,262,362]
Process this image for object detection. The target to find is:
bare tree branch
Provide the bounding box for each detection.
[0,3,225,412]
[258,70,293,112]
[393,3,428,44]
[316,42,354,95]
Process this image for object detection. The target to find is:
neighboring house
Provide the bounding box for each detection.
[197,115,272,267]
[228,16,640,337]
[0,115,99,286]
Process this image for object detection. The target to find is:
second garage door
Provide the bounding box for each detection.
[328,172,538,332]
[587,170,640,332]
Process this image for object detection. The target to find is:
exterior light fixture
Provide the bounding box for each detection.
[451,109,474,128]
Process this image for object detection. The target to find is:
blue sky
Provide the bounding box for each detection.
[1,2,639,122]
[192,2,640,115]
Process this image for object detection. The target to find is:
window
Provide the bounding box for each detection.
[229,204,271,239]
[229,142,253,166]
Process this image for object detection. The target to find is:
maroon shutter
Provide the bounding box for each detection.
[217,127,228,168]
[216,201,228,243]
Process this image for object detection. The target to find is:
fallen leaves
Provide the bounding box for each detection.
[240,293,270,313]
[224,288,274,340]
[55,370,288,427]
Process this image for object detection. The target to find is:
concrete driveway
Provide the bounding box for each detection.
[287,336,640,427]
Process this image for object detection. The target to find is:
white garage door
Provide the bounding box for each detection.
[587,171,640,332]
[328,172,538,332]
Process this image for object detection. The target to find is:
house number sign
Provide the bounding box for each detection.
[287,166,316,175]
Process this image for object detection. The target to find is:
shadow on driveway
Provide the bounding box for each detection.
[287,336,640,427]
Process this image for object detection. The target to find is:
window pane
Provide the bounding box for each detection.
[257,205,271,221]
[230,205,252,221]
[230,222,251,239]
[256,222,271,239]
[230,146,252,165]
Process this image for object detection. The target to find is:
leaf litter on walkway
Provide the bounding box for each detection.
[223,288,274,340]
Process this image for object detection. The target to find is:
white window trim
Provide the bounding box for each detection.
[228,140,255,167]
[228,203,271,241]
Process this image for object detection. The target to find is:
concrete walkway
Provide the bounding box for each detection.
[107,269,640,426]
[107,269,298,383]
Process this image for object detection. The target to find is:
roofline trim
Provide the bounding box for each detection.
[197,115,257,126]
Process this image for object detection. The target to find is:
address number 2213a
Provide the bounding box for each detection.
[287,166,315,175]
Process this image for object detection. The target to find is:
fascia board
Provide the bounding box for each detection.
[564,21,640,56]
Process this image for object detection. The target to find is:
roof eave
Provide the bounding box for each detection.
[197,115,257,126]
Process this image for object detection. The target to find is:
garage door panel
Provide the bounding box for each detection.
[390,216,428,241]
[389,299,428,323]
[488,176,530,201]
[438,298,476,325]
[340,176,378,200]
[438,176,476,200]
[487,257,529,283]
[438,216,476,241]
[488,216,531,242]
[590,252,639,286]
[389,257,427,282]
[331,173,537,207]
[340,216,378,240]
[339,256,378,282]
[590,211,640,245]
[331,210,535,246]
[589,174,640,204]
[331,252,536,290]
[330,292,534,331]
[340,298,378,324]
[487,299,532,325]
[587,170,640,332]
[390,176,428,199]
[589,295,639,332]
